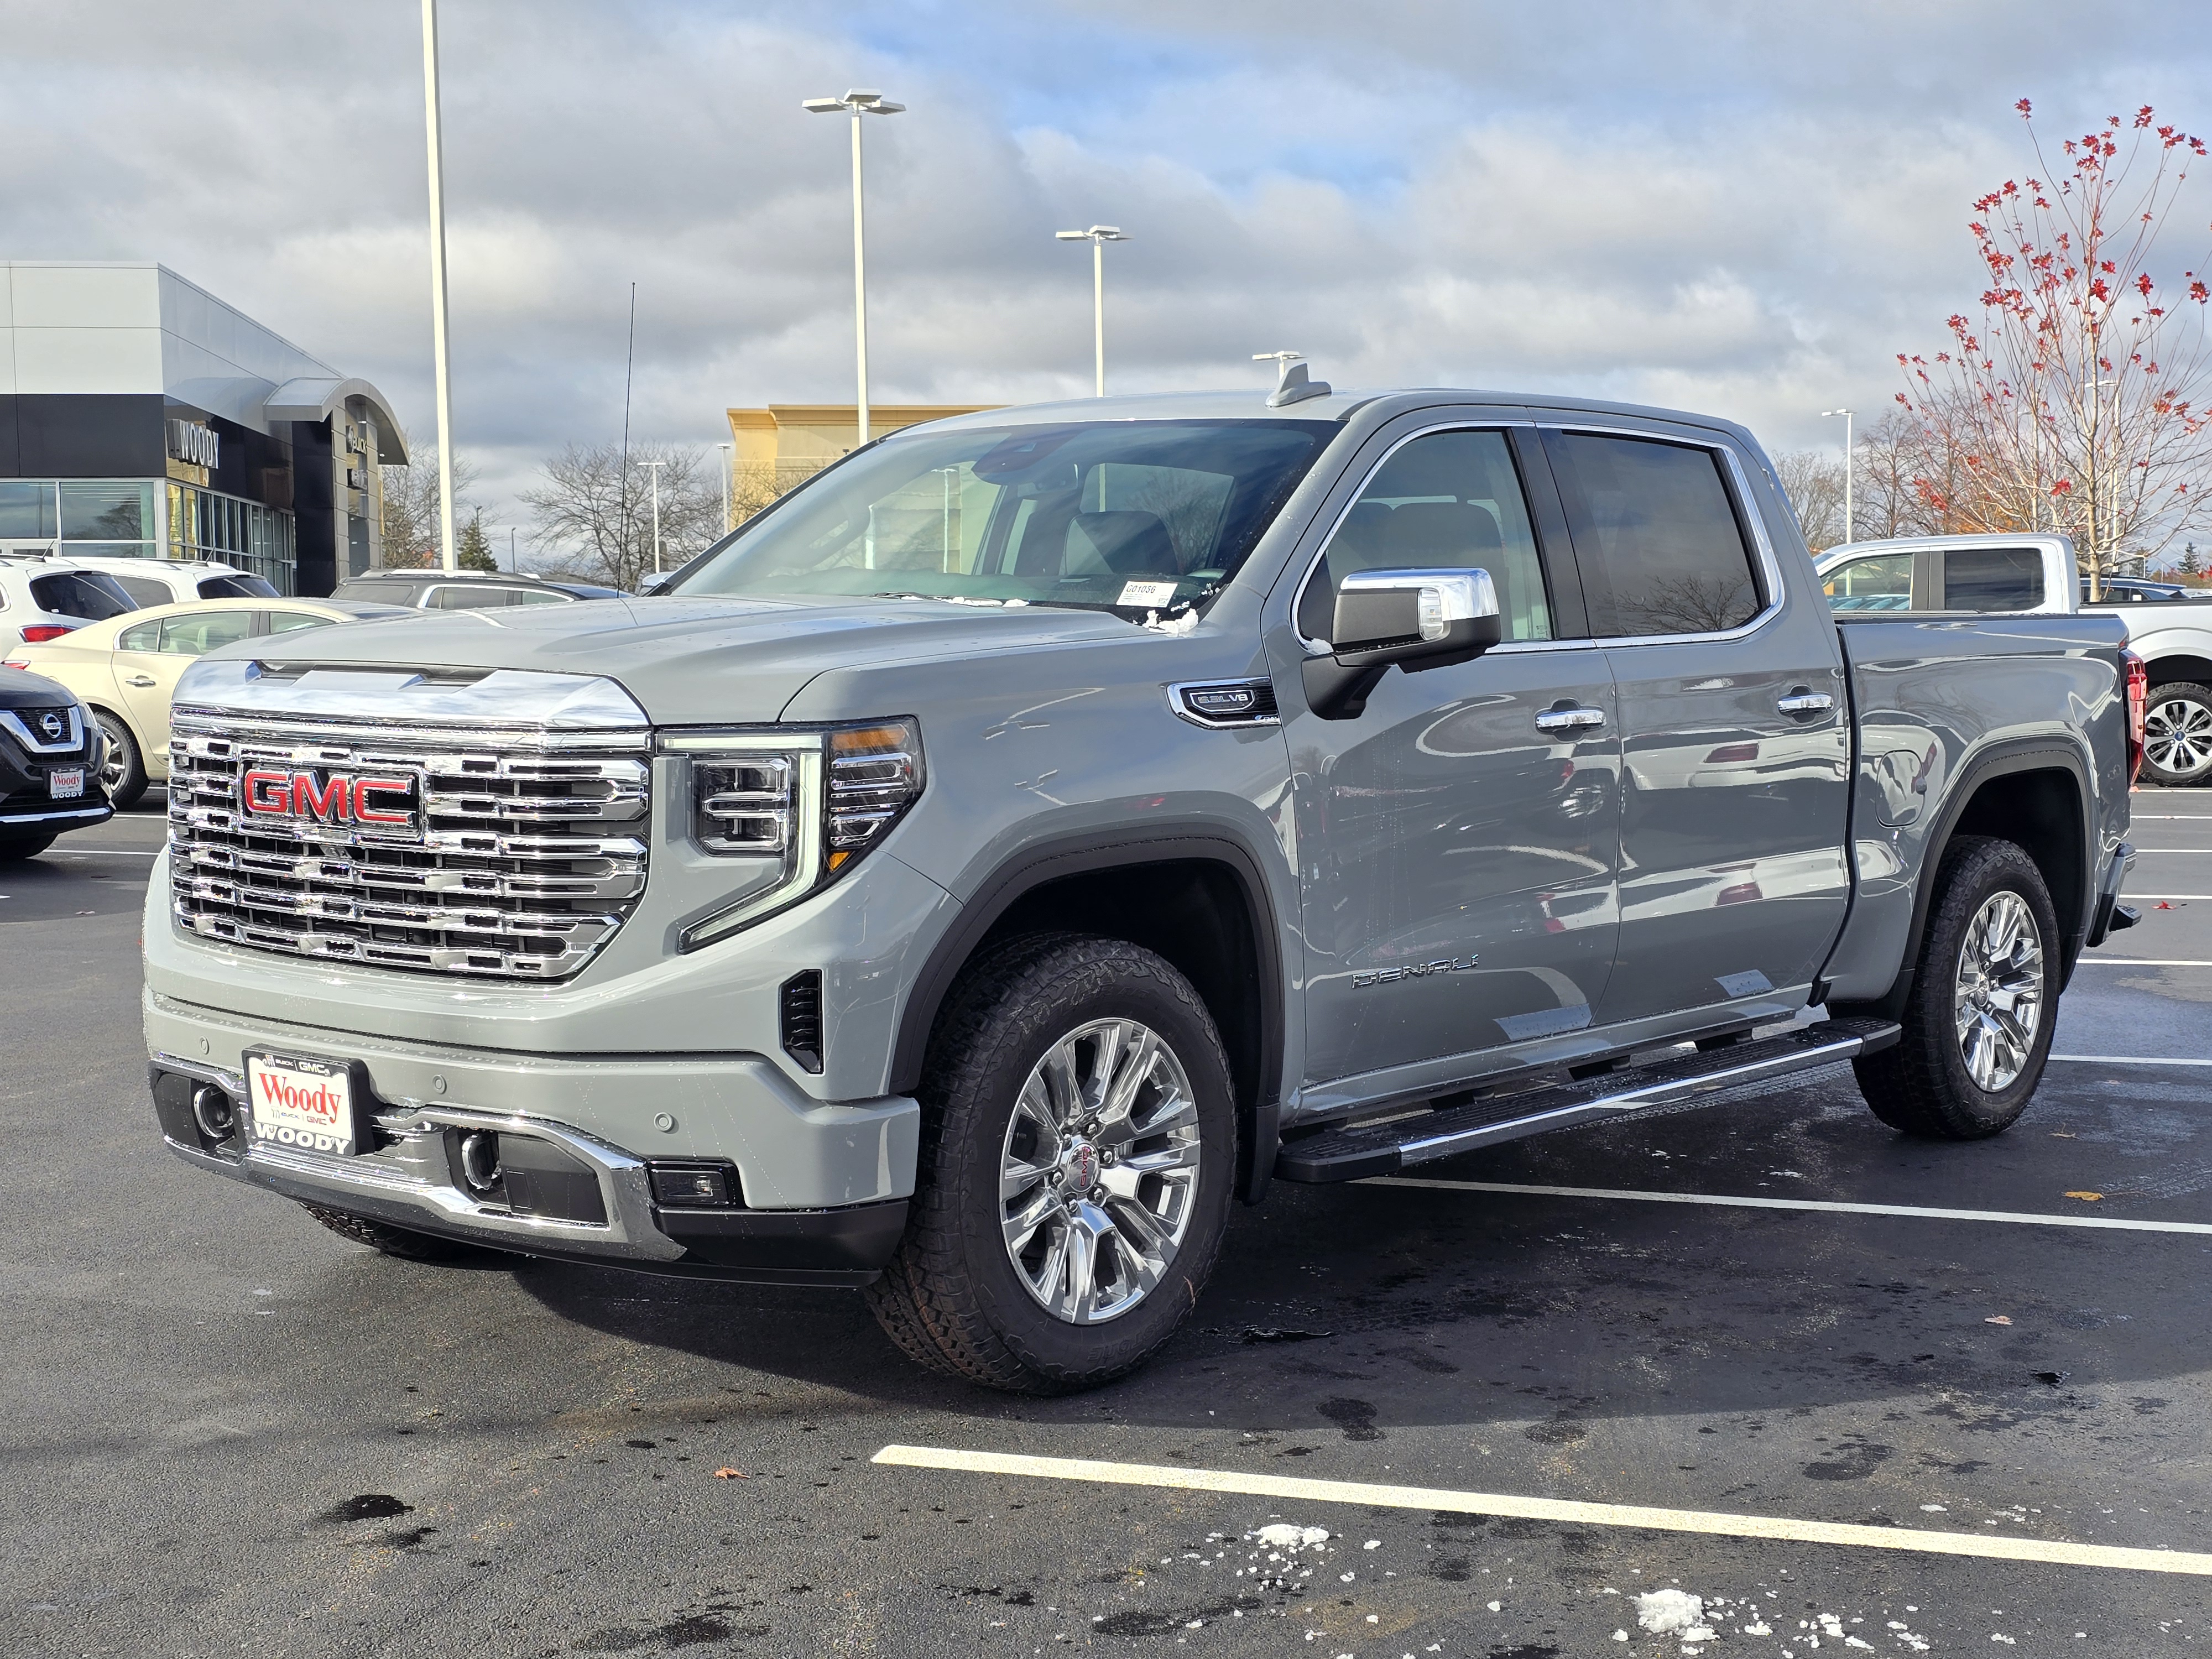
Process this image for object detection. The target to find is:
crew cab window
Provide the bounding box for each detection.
[1300,429,1552,644]
[111,573,175,608]
[511,587,568,604]
[117,619,161,652]
[156,612,255,655]
[1943,546,2043,611]
[1823,553,1913,611]
[1547,434,1762,637]
[29,571,135,622]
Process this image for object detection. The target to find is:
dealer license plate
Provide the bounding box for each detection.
[48,767,84,800]
[244,1053,358,1156]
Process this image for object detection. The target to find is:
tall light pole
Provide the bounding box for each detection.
[717,441,733,533]
[638,459,665,575]
[803,90,904,448]
[1822,407,1854,545]
[420,0,458,571]
[1055,226,1128,396]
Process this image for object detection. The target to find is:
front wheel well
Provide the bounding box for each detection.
[968,860,1269,1133]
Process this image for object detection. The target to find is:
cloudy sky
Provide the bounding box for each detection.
[8,0,2211,529]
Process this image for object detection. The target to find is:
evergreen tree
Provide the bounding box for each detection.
[2182,542,2205,582]
[456,508,498,572]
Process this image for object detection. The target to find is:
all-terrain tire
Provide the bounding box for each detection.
[0,834,56,862]
[864,932,1238,1394]
[2141,681,2212,787]
[1852,836,2060,1139]
[300,1203,500,1263]
[95,711,147,810]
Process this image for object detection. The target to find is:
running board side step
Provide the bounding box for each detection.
[1274,1018,1901,1184]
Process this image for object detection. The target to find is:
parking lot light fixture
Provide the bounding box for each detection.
[717,442,733,533]
[805,90,905,446]
[1822,407,1854,545]
[419,0,459,572]
[638,460,666,575]
[1055,227,1129,396]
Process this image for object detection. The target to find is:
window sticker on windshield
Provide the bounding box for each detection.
[1116,580,1178,608]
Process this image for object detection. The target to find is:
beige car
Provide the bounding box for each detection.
[2,597,405,807]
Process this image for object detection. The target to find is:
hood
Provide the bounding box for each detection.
[197,594,1138,724]
[0,667,76,711]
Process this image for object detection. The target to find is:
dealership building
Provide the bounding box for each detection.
[0,262,407,594]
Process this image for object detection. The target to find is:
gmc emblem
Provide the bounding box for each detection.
[241,768,421,833]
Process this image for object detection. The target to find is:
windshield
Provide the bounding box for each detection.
[673,419,1335,613]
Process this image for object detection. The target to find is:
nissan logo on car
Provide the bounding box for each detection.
[38,711,64,740]
[241,768,419,831]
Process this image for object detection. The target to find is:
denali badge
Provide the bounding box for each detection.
[1353,954,1480,989]
[241,767,421,834]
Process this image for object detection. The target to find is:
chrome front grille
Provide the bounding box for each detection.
[168,715,650,980]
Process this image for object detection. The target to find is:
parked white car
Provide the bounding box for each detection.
[0,554,139,645]
[59,555,279,608]
[1816,533,2212,785]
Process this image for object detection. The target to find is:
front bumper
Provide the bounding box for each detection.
[146,991,918,1286]
[0,800,111,834]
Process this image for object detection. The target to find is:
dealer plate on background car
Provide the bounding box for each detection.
[48,767,84,800]
[244,1053,358,1156]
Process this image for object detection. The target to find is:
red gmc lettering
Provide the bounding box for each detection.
[242,769,295,814]
[293,771,350,822]
[352,776,414,827]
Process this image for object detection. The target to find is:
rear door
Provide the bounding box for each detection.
[1542,425,1851,1030]
[1287,418,1624,1092]
[122,609,257,775]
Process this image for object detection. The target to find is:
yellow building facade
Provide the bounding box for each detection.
[723,404,997,524]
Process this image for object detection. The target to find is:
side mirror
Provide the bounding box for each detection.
[1302,567,1503,719]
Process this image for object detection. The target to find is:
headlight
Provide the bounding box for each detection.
[671,717,924,950]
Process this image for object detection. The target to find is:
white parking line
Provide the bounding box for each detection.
[48,848,159,857]
[2120,894,2212,900]
[2132,815,2212,821]
[1360,1176,2212,1235]
[2051,1053,2212,1068]
[873,1445,2212,1576]
[2074,958,2212,967]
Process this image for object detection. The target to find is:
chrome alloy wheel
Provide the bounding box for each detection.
[2145,693,2212,780]
[96,716,128,794]
[1952,890,2045,1092]
[998,1018,1202,1325]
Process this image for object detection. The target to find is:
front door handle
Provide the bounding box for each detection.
[125,675,158,687]
[1535,706,1607,734]
[1777,690,1834,716]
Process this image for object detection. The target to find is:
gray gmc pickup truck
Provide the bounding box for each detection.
[144,387,2143,1392]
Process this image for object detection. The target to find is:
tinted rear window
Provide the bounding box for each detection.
[1547,432,1762,637]
[198,573,279,599]
[29,571,135,621]
[1944,547,2044,611]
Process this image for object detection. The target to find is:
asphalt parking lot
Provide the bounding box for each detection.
[6,792,2212,1658]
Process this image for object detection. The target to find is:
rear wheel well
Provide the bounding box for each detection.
[1947,767,2085,968]
[971,860,1267,1129]
[2144,654,2212,689]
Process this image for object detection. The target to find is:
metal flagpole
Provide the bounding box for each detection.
[420,0,458,572]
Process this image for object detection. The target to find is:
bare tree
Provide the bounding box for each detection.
[1897,101,2212,594]
[521,441,724,592]
[1773,449,1849,550]
[377,432,479,571]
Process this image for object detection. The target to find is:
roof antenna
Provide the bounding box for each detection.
[1255,350,1331,408]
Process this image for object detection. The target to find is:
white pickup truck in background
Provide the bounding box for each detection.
[1817,533,2212,787]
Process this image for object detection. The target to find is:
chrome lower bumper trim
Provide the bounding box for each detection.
[152,1052,682,1261]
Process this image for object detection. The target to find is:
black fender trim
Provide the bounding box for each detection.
[888,825,1288,1206]
[1830,737,2096,1022]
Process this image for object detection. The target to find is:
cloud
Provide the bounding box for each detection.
[3,0,2209,520]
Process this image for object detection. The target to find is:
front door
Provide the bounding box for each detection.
[1540,426,1851,1028]
[1286,424,1623,1095]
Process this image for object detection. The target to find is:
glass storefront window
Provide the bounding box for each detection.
[60,480,156,543]
[165,481,296,593]
[0,480,58,539]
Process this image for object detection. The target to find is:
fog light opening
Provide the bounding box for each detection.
[190,1084,236,1140]
[459,1131,503,1196]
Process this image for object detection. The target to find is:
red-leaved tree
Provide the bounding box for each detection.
[1897,102,2212,594]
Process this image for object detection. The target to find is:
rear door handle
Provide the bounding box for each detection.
[1777,691,1834,716]
[1535,706,1607,734]
[125,675,158,687]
